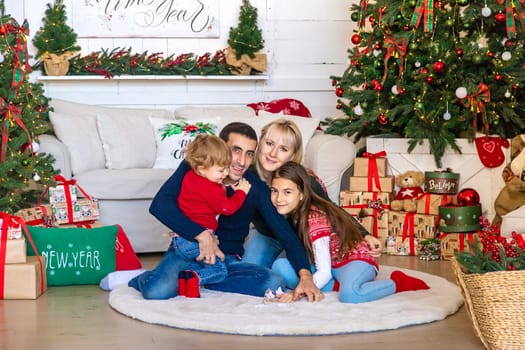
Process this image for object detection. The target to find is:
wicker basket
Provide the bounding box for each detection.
[451,257,525,350]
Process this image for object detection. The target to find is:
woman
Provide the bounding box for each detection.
[270,161,430,303]
[242,118,380,271]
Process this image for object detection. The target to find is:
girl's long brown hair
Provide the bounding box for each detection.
[271,161,363,261]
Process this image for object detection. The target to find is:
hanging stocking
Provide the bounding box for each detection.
[474,135,510,168]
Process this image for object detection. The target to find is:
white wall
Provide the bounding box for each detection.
[5,0,356,119]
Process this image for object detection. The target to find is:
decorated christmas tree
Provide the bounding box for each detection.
[0,10,57,212]
[325,0,525,166]
[227,0,264,59]
[32,0,80,59]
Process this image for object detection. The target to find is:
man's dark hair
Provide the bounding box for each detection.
[219,122,258,143]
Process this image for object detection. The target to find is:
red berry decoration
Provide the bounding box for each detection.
[433,61,445,73]
[495,12,505,23]
[351,34,362,45]
[335,86,344,97]
[457,188,480,206]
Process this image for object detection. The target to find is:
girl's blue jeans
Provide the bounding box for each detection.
[129,238,285,299]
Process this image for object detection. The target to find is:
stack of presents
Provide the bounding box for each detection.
[340,151,482,260]
[1,175,140,299]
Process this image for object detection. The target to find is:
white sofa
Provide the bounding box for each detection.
[39,99,357,253]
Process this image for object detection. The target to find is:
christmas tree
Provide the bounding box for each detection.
[32,0,80,59]
[0,10,57,213]
[228,0,264,59]
[325,0,525,166]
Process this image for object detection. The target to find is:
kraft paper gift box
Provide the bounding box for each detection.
[15,205,56,227]
[4,237,27,264]
[52,198,100,225]
[353,153,388,177]
[349,176,395,193]
[416,193,456,215]
[387,211,437,255]
[49,184,78,205]
[438,232,477,260]
[2,256,47,299]
[339,191,392,207]
[342,207,389,252]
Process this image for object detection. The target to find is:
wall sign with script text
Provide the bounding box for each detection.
[72,0,220,38]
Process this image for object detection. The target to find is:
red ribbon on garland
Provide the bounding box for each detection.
[382,35,407,84]
[5,18,32,100]
[498,0,525,40]
[411,0,434,32]
[461,83,491,133]
[362,150,387,192]
[0,97,32,162]
[359,0,368,28]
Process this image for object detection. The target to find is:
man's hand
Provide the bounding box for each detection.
[292,269,324,302]
[195,230,225,264]
[364,235,382,258]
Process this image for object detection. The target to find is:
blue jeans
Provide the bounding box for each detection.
[129,239,285,299]
[173,236,227,285]
[272,258,396,303]
[242,229,284,268]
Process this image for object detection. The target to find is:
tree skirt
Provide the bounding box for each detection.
[108,265,463,336]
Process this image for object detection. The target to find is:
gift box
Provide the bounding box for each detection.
[4,237,27,264]
[424,170,460,194]
[342,207,389,252]
[438,204,482,232]
[387,211,437,255]
[0,217,22,239]
[52,198,100,225]
[14,205,56,227]
[339,191,392,207]
[1,256,47,299]
[416,193,456,215]
[349,176,395,193]
[353,151,388,177]
[439,232,477,260]
[49,184,77,205]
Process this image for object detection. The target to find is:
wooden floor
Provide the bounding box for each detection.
[0,254,485,350]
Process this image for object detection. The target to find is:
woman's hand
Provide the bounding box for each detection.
[364,235,382,258]
[195,230,225,264]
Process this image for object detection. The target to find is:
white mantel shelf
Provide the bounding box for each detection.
[37,75,268,82]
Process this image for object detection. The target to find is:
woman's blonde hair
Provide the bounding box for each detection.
[185,134,232,170]
[256,118,303,182]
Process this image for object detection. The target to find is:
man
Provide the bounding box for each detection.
[129,122,323,301]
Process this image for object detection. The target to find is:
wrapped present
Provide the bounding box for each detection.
[438,204,482,232]
[353,151,388,177]
[349,176,395,193]
[424,170,460,194]
[416,193,456,215]
[342,207,389,252]
[52,198,100,225]
[14,205,56,227]
[0,216,22,239]
[5,238,27,264]
[339,191,392,207]
[1,256,47,299]
[49,184,77,205]
[387,211,437,255]
[439,232,477,260]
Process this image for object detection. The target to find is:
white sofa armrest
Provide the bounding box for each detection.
[38,134,73,178]
[304,132,356,204]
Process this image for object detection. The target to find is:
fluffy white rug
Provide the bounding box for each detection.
[108,265,463,336]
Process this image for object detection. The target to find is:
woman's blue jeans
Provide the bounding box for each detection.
[129,238,285,300]
[272,258,396,303]
[242,229,284,267]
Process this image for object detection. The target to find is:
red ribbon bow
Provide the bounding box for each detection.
[0,97,32,162]
[401,212,416,255]
[362,151,386,192]
[461,83,491,133]
[383,35,407,84]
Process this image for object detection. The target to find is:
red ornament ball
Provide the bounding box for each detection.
[374,42,382,50]
[505,39,516,48]
[335,86,344,97]
[363,121,369,127]
[378,114,388,125]
[455,48,464,57]
[433,61,445,73]
[374,83,384,92]
[351,34,362,45]
[421,67,429,74]
[336,103,342,110]
[487,51,495,58]
[495,12,505,23]
[331,79,336,86]
[495,74,503,81]
[425,76,434,84]
[371,79,380,87]
[514,83,520,90]
[457,188,480,206]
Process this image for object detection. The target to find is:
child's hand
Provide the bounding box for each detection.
[233,178,251,194]
[275,291,295,303]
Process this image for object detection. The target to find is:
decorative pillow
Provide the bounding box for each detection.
[96,112,158,169]
[149,116,219,169]
[26,225,118,286]
[115,224,142,271]
[247,98,312,117]
[49,112,106,175]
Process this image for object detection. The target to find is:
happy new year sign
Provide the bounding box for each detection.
[71,0,219,38]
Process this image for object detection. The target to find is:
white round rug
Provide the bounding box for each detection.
[108,265,463,336]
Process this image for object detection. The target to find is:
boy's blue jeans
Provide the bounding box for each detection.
[129,238,285,300]
[173,236,227,285]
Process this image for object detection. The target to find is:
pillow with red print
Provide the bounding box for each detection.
[247,98,312,118]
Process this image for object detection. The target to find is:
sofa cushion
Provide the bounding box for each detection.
[74,168,175,200]
[149,116,220,169]
[97,112,159,169]
[50,112,106,175]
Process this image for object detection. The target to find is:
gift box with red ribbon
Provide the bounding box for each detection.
[387,211,437,256]
[415,193,456,216]
[14,205,57,227]
[350,150,395,193]
[438,232,478,260]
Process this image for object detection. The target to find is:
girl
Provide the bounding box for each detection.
[270,161,430,303]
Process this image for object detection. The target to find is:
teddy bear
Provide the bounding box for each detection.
[390,170,425,212]
[493,134,525,226]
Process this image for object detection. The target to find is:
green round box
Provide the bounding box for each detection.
[438,204,482,232]
[424,171,460,194]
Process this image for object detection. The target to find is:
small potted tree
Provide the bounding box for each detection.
[226,0,267,75]
[32,0,80,75]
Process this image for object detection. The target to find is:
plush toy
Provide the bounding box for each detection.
[390,170,425,212]
[493,134,525,226]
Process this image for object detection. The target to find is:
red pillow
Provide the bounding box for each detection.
[115,224,142,270]
[247,98,311,118]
